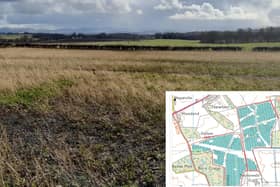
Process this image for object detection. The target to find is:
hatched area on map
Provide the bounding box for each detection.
[166,92,280,187]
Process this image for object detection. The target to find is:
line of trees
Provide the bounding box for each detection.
[154,32,201,40]
[1,26,280,44]
[32,32,154,42]
[0,32,154,43]
[155,27,280,43]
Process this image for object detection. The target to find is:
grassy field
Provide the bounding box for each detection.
[0,34,33,40]
[0,48,280,185]
[77,39,280,51]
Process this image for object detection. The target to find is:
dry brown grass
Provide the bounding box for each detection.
[1,48,280,95]
[0,48,280,185]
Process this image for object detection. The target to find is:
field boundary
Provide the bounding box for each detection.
[0,43,243,51]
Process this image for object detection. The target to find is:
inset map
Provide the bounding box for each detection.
[166,92,280,186]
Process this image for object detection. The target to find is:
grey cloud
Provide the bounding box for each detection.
[1,0,280,33]
[4,0,138,15]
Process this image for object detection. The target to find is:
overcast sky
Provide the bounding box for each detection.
[1,0,280,33]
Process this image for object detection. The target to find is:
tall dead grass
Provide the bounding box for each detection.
[1,47,280,122]
[0,48,280,185]
[1,48,280,95]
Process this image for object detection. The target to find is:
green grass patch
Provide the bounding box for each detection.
[0,34,33,40]
[97,39,200,46]
[0,79,74,106]
[78,39,201,46]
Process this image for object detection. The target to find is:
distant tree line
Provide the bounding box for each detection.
[31,32,154,42]
[155,27,280,43]
[1,27,280,44]
[0,32,154,43]
[154,32,201,40]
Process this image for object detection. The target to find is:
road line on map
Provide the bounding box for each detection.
[173,114,211,186]
[172,95,209,115]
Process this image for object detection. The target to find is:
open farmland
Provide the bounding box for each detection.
[0,48,280,186]
[74,39,280,51]
[3,38,280,51]
[0,34,33,40]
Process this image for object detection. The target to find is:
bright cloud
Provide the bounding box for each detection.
[155,0,280,25]
[136,9,143,15]
[169,3,258,20]
[154,0,185,10]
